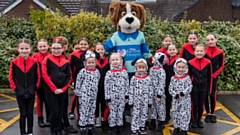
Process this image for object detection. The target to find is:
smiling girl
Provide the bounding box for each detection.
[42,37,71,135]
[188,44,212,129]
[9,38,40,135]
[32,39,50,128]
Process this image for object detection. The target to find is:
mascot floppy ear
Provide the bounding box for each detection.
[131,58,139,66]
[138,4,146,29]
[109,1,121,26]
[158,55,165,65]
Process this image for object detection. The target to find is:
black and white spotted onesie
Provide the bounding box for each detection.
[149,64,166,121]
[104,65,129,127]
[74,67,100,127]
[129,73,153,131]
[168,58,192,131]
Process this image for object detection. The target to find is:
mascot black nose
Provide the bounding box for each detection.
[126,17,134,24]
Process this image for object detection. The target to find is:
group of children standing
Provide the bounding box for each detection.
[8,30,224,135]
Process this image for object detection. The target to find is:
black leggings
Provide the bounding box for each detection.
[165,85,172,120]
[62,91,70,127]
[16,96,35,134]
[36,83,50,120]
[205,78,218,114]
[45,92,66,131]
[191,92,207,122]
[95,89,107,118]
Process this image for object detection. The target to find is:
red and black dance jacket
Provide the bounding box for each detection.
[163,55,178,86]
[32,52,49,80]
[189,57,212,93]
[42,54,71,93]
[156,47,168,56]
[180,43,197,61]
[96,56,110,91]
[68,50,86,83]
[9,56,40,98]
[204,46,224,79]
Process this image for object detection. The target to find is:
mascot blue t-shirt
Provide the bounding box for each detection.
[104,30,151,73]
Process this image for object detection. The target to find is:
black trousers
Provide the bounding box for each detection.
[165,84,172,120]
[191,91,207,121]
[62,90,70,127]
[36,82,50,120]
[16,96,35,134]
[205,78,218,114]
[45,92,66,131]
[95,88,107,118]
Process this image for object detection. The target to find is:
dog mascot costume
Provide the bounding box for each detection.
[104,0,152,74]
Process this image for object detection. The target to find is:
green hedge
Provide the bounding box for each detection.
[0,8,240,91]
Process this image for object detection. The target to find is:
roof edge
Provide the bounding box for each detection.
[173,0,201,21]
[2,0,22,15]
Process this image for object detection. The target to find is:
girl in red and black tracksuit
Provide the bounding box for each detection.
[156,35,172,56]
[68,41,80,119]
[189,45,212,129]
[68,38,89,123]
[94,43,110,128]
[55,36,77,133]
[42,38,71,135]
[204,34,224,123]
[9,38,40,135]
[32,39,50,127]
[163,44,178,124]
[180,31,199,61]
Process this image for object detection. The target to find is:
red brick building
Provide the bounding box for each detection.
[174,0,240,22]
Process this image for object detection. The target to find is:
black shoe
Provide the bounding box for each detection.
[191,121,197,128]
[45,120,50,127]
[205,115,211,123]
[68,112,75,119]
[50,130,56,135]
[157,122,165,131]
[80,129,87,135]
[148,119,156,130]
[101,121,110,129]
[210,115,217,123]
[88,128,98,135]
[131,130,138,135]
[117,126,126,135]
[181,131,188,135]
[64,125,78,133]
[38,117,45,127]
[111,127,117,135]
[197,121,204,128]
[139,127,147,135]
[56,130,62,135]
[172,128,180,135]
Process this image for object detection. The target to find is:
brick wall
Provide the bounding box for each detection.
[98,0,199,21]
[6,0,42,20]
[175,0,240,22]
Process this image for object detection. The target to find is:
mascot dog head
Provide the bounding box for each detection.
[109,0,146,34]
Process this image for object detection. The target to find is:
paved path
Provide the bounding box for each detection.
[1,94,240,135]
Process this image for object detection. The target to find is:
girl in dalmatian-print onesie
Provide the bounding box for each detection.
[129,58,153,135]
[104,53,129,135]
[169,58,192,135]
[74,51,100,135]
[149,52,166,132]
